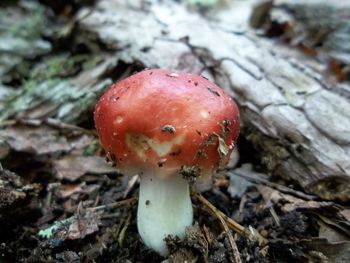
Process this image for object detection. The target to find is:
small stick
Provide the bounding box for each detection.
[45,118,92,133]
[193,192,268,246]
[217,209,242,263]
[0,120,16,127]
[93,195,100,207]
[194,192,245,234]
[228,170,317,200]
[194,192,241,263]
[202,225,213,246]
[123,174,139,198]
[118,212,132,246]
[269,207,280,227]
[89,197,136,211]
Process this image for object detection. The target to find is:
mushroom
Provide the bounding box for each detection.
[94,69,240,256]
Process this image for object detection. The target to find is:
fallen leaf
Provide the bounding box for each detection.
[318,220,349,243]
[228,174,253,199]
[340,209,350,222]
[283,200,340,213]
[257,185,301,209]
[68,210,100,240]
[39,209,100,246]
[53,155,116,182]
[59,182,85,199]
[0,121,93,156]
[256,184,350,250]
[299,238,350,263]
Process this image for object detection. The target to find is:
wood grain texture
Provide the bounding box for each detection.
[76,0,350,200]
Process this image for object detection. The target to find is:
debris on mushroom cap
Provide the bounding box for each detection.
[94,69,240,181]
[161,125,176,134]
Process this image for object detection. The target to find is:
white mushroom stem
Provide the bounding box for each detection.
[137,171,193,256]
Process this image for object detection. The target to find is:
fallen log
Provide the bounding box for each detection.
[76,0,350,201]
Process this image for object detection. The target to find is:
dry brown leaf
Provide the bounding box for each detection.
[257,185,302,209]
[228,174,253,199]
[68,210,100,240]
[283,200,339,213]
[53,155,116,182]
[0,121,93,156]
[340,209,350,222]
[257,184,350,249]
[299,238,350,263]
[59,182,85,199]
[318,220,349,243]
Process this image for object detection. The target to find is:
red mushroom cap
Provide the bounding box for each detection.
[94,69,240,184]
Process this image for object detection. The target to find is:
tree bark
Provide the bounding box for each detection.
[77,0,350,201]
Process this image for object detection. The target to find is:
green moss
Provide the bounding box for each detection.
[38,217,73,239]
[0,54,111,123]
[6,1,47,39]
[30,54,95,81]
[9,13,45,38]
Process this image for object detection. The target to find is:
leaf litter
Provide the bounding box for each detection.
[1,116,349,262]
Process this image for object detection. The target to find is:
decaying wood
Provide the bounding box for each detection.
[76,0,350,201]
[272,0,350,66]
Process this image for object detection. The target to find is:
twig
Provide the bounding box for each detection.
[0,119,16,127]
[0,118,93,134]
[88,197,136,211]
[194,192,268,246]
[100,212,122,219]
[269,207,280,227]
[221,217,241,263]
[227,170,317,200]
[237,194,247,220]
[123,174,139,198]
[45,118,92,133]
[218,211,242,263]
[194,192,245,234]
[93,195,100,207]
[194,192,242,263]
[118,212,132,246]
[202,225,213,247]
